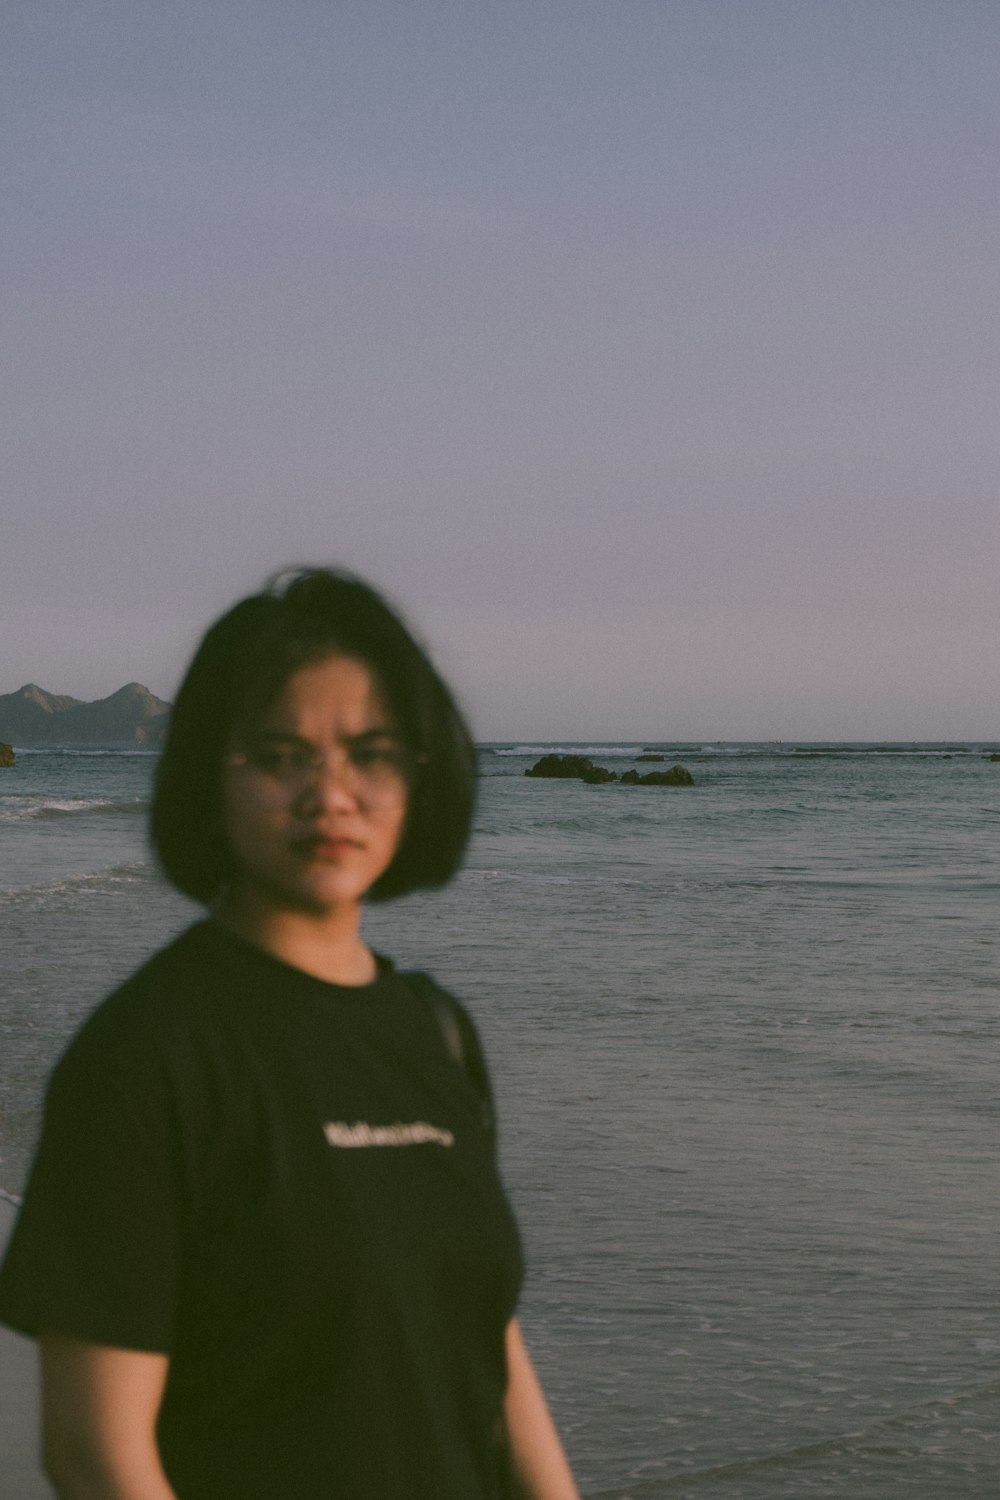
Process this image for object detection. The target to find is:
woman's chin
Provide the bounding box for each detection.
[222,870,376,924]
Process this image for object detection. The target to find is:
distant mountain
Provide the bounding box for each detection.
[0,683,172,746]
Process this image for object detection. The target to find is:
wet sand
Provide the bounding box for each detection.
[0,1200,48,1498]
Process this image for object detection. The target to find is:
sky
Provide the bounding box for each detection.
[4,0,998,740]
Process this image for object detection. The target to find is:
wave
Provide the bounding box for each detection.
[9,746,160,759]
[462,867,579,886]
[0,796,148,823]
[493,745,647,759]
[585,1375,1000,1497]
[485,741,1000,761]
[684,743,993,758]
[789,744,982,757]
[0,860,154,906]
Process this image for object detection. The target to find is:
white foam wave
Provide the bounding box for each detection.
[0,796,148,823]
[10,747,159,757]
[0,860,154,905]
[495,745,646,759]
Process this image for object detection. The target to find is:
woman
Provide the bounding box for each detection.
[0,569,580,1500]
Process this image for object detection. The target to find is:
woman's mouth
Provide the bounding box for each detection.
[293,834,361,861]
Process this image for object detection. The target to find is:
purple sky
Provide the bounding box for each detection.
[4,2,998,739]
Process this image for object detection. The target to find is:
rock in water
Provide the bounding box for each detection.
[621,764,693,787]
[525,754,617,783]
[580,763,617,784]
[523,753,692,785]
[0,741,15,768]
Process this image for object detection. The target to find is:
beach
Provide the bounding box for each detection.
[2,743,998,1495]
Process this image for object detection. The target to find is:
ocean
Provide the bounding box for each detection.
[1,743,998,1496]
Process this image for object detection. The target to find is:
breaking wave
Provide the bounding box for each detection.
[0,796,148,823]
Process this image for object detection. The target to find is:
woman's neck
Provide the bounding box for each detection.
[211,891,377,986]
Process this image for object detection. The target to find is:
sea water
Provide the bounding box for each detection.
[1,744,998,1496]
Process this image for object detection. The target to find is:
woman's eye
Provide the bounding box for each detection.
[255,747,306,776]
[350,745,392,769]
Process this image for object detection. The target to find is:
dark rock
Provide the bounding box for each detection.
[644,765,694,785]
[636,753,665,762]
[525,752,692,786]
[989,753,1000,762]
[525,754,617,784]
[525,753,592,779]
[623,764,694,787]
[0,741,14,768]
[580,763,617,784]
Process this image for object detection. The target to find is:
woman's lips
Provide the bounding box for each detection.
[292,834,361,861]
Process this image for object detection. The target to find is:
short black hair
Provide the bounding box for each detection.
[150,568,477,903]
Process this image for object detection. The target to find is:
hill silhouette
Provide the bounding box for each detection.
[0,683,172,746]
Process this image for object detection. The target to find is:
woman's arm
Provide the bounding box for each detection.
[503,1319,581,1500]
[40,1335,176,1500]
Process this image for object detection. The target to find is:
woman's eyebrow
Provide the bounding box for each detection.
[250,727,400,745]
[347,727,401,743]
[248,730,310,746]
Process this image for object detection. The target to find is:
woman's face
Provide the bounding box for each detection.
[220,654,411,918]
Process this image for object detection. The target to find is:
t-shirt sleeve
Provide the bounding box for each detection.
[0,1032,181,1351]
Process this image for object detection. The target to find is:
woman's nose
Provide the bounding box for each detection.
[297,749,359,806]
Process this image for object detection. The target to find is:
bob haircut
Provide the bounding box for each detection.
[150,568,477,904]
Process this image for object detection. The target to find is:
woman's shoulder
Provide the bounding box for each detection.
[395,969,496,1129]
[395,967,483,1046]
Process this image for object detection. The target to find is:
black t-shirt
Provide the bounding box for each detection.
[0,923,524,1499]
